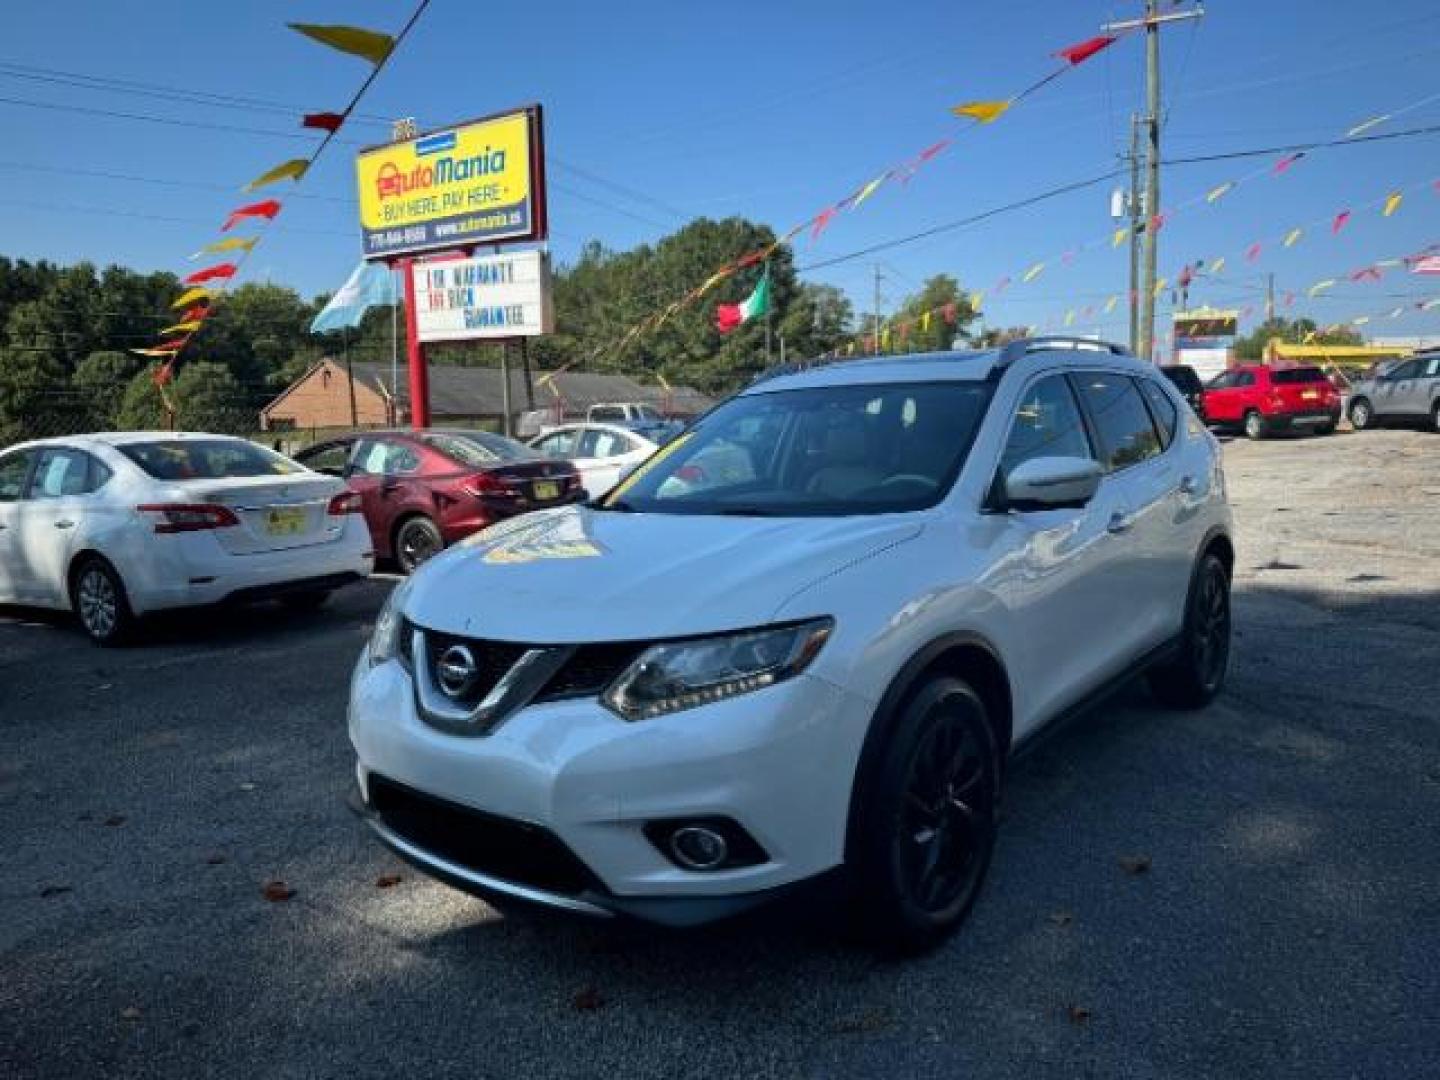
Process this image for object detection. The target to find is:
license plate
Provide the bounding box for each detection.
[533,481,560,501]
[264,507,307,536]
[1301,389,1318,400]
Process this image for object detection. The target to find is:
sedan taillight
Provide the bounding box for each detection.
[327,490,363,515]
[462,472,513,498]
[137,503,240,534]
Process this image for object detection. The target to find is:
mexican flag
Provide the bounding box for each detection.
[715,269,771,334]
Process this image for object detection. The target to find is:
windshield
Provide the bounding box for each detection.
[601,381,991,516]
[425,431,539,466]
[119,439,301,480]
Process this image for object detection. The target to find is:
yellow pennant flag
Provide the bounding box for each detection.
[1153,277,1168,299]
[1283,228,1303,248]
[920,310,932,332]
[1389,307,1405,319]
[1382,191,1403,217]
[881,326,892,349]
[1352,316,1371,326]
[851,174,887,207]
[245,158,309,192]
[1022,262,1045,283]
[696,269,730,296]
[129,346,181,357]
[1346,114,1389,138]
[159,320,203,336]
[1376,258,1403,268]
[288,23,395,65]
[1206,181,1234,203]
[1308,279,1336,297]
[971,290,985,311]
[1301,331,1318,344]
[1210,256,1226,275]
[950,100,1011,124]
[194,236,259,258]
[1063,309,1076,327]
[1103,295,1118,314]
[171,287,217,309]
[1112,226,1129,248]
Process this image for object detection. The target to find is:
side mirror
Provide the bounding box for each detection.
[1001,456,1103,511]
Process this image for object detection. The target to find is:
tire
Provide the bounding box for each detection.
[394,516,444,575]
[280,589,331,612]
[1148,552,1231,710]
[1243,410,1266,440]
[1349,398,1373,431]
[849,676,1000,954]
[70,556,136,646]
[1430,401,1440,433]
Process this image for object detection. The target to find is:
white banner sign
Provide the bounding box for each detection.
[412,250,554,342]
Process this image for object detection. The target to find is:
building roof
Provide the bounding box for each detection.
[284,360,713,416]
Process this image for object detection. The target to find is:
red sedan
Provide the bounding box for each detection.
[295,429,584,572]
[1202,364,1341,440]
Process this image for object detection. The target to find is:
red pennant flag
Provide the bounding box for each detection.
[941,302,957,324]
[183,263,236,285]
[221,199,281,232]
[917,139,951,162]
[993,275,1011,294]
[1061,249,1076,265]
[1349,266,1383,282]
[1245,243,1262,263]
[1055,34,1117,66]
[1178,265,1194,289]
[1082,304,1095,317]
[181,305,210,323]
[1332,210,1351,234]
[152,361,174,387]
[1274,152,1305,175]
[1284,292,1296,307]
[303,111,345,133]
[811,207,838,241]
[155,337,190,352]
[1149,212,1168,233]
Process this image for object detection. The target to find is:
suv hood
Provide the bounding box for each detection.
[405,505,923,642]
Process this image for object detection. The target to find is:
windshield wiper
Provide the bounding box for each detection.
[713,506,781,517]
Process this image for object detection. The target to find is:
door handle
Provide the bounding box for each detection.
[54,519,76,529]
[1106,511,1133,534]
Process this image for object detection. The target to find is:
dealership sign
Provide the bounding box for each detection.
[411,251,555,342]
[356,106,547,260]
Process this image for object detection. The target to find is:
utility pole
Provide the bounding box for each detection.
[1127,112,1142,353]
[1265,272,1276,322]
[1104,2,1205,363]
[872,264,883,355]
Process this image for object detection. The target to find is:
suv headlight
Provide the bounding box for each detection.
[368,577,415,666]
[602,618,834,720]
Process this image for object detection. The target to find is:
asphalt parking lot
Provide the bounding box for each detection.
[3,428,1438,1080]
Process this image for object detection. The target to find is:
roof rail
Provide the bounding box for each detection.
[996,335,1131,371]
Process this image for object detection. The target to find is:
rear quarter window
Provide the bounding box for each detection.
[1271,367,1327,385]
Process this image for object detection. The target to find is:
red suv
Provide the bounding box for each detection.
[1202,364,1341,440]
[296,429,584,572]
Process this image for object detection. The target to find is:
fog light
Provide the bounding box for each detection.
[669,826,729,871]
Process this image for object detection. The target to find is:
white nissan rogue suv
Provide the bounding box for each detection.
[348,338,1234,951]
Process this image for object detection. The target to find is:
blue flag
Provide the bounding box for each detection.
[310,262,396,333]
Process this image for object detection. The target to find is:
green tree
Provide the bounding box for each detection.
[116,369,170,431]
[1234,317,1362,360]
[172,363,252,434]
[883,274,979,354]
[73,350,146,429]
[0,345,79,442]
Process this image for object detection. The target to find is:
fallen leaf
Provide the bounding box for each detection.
[1118,855,1152,876]
[102,814,126,827]
[1066,1004,1092,1026]
[572,987,605,1012]
[1048,911,1074,927]
[121,1006,142,1021]
[39,884,73,898]
[375,873,403,889]
[261,880,295,902]
[205,854,227,865]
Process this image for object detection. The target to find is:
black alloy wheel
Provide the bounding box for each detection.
[1149,552,1231,709]
[395,517,443,575]
[852,677,999,954]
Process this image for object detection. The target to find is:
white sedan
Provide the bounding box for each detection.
[0,432,374,644]
[526,423,658,499]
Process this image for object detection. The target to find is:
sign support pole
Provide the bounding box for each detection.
[399,257,431,429]
[500,342,514,437]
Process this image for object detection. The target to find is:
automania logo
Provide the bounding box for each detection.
[376,148,509,200]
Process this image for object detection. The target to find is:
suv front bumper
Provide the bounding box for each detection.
[347,652,870,924]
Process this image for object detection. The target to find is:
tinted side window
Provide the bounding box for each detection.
[299,441,352,475]
[590,407,625,422]
[1137,378,1178,449]
[0,449,35,502]
[534,430,577,457]
[999,375,1093,475]
[1074,373,1163,471]
[1235,371,1256,388]
[1389,359,1422,379]
[29,448,103,498]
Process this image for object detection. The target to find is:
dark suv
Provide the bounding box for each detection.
[1159,365,1206,421]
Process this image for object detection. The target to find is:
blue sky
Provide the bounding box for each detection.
[3,0,1438,345]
